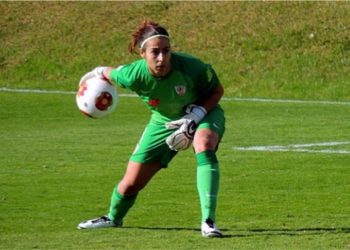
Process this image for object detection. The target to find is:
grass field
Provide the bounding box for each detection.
[1,1,350,249]
[0,90,349,249]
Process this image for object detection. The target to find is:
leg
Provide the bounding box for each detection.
[193,127,219,153]
[193,128,220,222]
[78,161,162,229]
[108,161,162,223]
[108,120,176,225]
[118,161,162,196]
[78,120,175,230]
[193,128,222,237]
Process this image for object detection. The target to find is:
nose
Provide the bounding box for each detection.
[157,52,165,62]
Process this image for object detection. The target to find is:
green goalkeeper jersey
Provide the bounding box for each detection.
[110,52,220,123]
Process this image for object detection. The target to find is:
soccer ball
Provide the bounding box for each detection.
[76,77,118,118]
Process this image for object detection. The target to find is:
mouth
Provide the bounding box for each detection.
[152,63,171,77]
[156,65,166,71]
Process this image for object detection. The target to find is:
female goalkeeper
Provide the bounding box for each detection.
[77,21,225,238]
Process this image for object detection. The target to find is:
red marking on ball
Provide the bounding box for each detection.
[95,92,113,111]
[77,83,88,97]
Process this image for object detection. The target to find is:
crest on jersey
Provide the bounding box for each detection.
[175,85,186,96]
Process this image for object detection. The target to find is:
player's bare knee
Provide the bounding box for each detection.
[193,136,217,152]
[118,182,142,196]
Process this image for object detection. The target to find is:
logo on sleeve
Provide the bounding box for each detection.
[148,99,160,107]
[175,85,186,96]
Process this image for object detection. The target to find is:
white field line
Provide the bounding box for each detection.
[1,87,350,105]
[0,87,136,98]
[233,141,350,154]
[2,87,349,154]
[221,97,350,106]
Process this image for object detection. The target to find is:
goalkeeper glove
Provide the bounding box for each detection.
[165,104,207,130]
[165,104,207,151]
[79,66,108,86]
[165,121,196,151]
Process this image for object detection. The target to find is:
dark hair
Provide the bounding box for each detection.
[128,20,169,54]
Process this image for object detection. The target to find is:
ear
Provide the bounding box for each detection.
[140,49,146,58]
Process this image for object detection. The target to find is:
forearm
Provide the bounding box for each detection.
[197,84,224,113]
[101,67,114,82]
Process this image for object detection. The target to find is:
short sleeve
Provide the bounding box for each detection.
[196,64,220,94]
[110,65,134,90]
[109,60,146,92]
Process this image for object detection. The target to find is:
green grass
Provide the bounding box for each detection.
[1,2,350,249]
[0,91,349,249]
[1,2,350,100]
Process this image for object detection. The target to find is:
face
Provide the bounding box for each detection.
[140,37,171,77]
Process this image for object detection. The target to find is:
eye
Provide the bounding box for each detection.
[151,49,160,56]
[163,48,170,54]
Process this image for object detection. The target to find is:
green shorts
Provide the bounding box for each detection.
[130,105,225,167]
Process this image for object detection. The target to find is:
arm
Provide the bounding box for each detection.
[197,83,224,113]
[165,83,224,151]
[79,66,114,86]
[166,83,224,130]
[101,67,114,82]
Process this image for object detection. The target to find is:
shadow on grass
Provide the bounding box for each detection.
[123,226,350,238]
[226,227,350,238]
[123,226,200,232]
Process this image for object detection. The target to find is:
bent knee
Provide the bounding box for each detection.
[117,182,143,196]
[193,129,219,153]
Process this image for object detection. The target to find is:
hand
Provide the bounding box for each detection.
[165,104,207,130]
[79,66,108,86]
[165,120,197,151]
[165,104,207,151]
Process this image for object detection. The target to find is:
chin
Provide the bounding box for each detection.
[157,72,167,77]
[153,70,167,78]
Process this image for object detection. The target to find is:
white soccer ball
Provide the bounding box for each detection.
[76,77,118,118]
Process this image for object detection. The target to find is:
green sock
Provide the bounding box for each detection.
[108,187,137,224]
[196,150,220,223]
